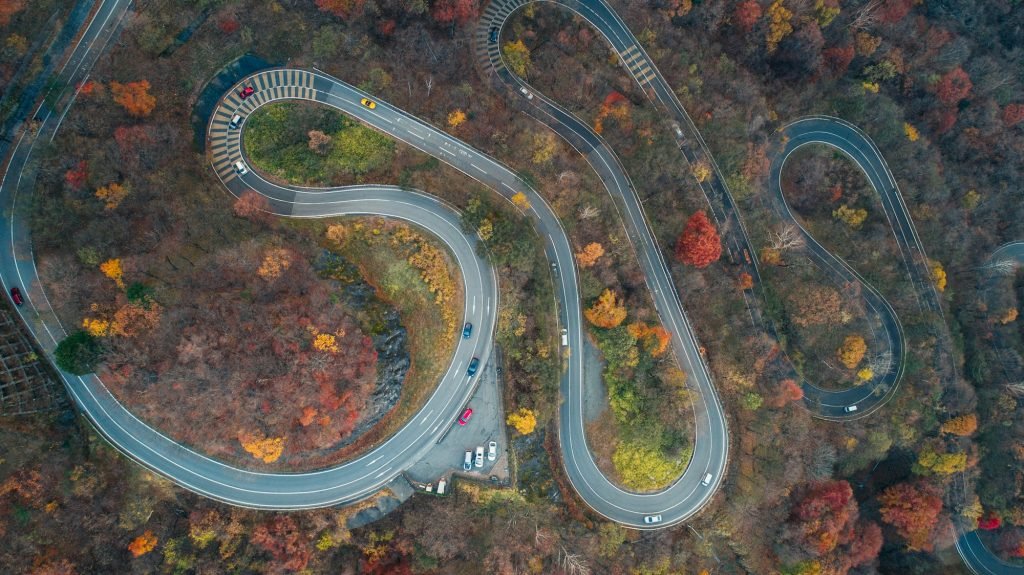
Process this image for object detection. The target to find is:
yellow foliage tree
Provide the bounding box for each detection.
[832,204,868,229]
[82,317,110,337]
[501,40,531,77]
[766,0,794,53]
[313,333,339,353]
[857,367,873,382]
[691,160,712,183]
[128,531,158,557]
[612,440,686,491]
[855,31,881,56]
[814,0,840,26]
[760,247,783,266]
[326,223,349,246]
[862,81,880,93]
[447,109,467,128]
[257,248,292,280]
[836,335,867,369]
[904,123,920,142]
[100,258,125,289]
[930,260,947,292]
[506,407,537,435]
[511,192,531,210]
[941,414,978,436]
[95,182,128,210]
[531,132,558,164]
[239,431,284,463]
[585,289,628,328]
[576,242,605,268]
[914,447,967,475]
[477,218,493,240]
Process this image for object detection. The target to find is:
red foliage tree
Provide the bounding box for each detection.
[978,512,1002,531]
[64,160,88,190]
[790,480,855,554]
[822,45,855,77]
[934,67,973,106]
[878,0,914,23]
[847,521,884,567]
[998,529,1024,558]
[771,378,804,407]
[252,515,311,572]
[878,481,945,551]
[0,0,26,26]
[1003,103,1024,127]
[431,0,480,26]
[376,18,396,37]
[674,211,722,268]
[233,190,272,224]
[315,0,365,20]
[217,17,240,34]
[733,0,762,32]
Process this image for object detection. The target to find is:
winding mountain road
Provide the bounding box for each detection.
[0,0,1014,570]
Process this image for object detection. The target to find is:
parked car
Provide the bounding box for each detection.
[463,451,472,471]
[488,27,498,43]
[463,322,473,339]
[701,473,713,486]
[360,97,377,109]
[9,287,23,306]
[228,113,243,129]
[233,161,248,175]
[467,357,480,376]
[643,515,663,524]
[487,441,497,461]
[458,408,473,426]
[474,446,484,468]
[238,86,254,100]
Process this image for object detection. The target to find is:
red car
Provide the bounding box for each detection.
[238,86,255,100]
[9,287,23,306]
[458,408,473,426]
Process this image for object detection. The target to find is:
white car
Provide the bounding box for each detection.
[475,446,485,468]
[463,451,472,471]
[233,160,248,175]
[701,473,713,486]
[844,405,858,413]
[519,86,534,100]
[487,441,497,461]
[643,515,662,524]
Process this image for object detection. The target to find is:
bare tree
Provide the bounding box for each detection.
[849,0,882,31]
[984,258,1019,276]
[767,224,804,252]
[559,547,590,575]
[868,351,893,377]
[579,205,600,220]
[1005,382,1024,397]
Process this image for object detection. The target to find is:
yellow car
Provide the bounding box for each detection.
[360,98,376,109]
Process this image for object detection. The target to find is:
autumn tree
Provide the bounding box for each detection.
[531,132,558,164]
[252,515,311,572]
[576,242,605,268]
[239,431,285,463]
[1003,103,1024,127]
[109,80,156,118]
[315,0,365,20]
[233,190,272,224]
[585,289,628,328]
[506,408,537,434]
[502,40,531,77]
[786,481,873,557]
[95,182,128,210]
[100,258,125,289]
[64,160,88,190]
[836,335,867,369]
[822,45,855,77]
[999,308,1019,324]
[258,248,293,280]
[913,445,967,475]
[734,0,762,32]
[832,204,867,228]
[0,0,25,26]
[128,531,158,557]
[787,284,841,327]
[675,211,722,268]
[307,130,332,154]
[447,109,467,128]
[431,0,479,26]
[934,67,973,106]
[766,0,794,53]
[738,272,754,290]
[772,378,805,407]
[930,260,947,292]
[878,481,945,551]
[691,160,712,183]
[940,413,977,436]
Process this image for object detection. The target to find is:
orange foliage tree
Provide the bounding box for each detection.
[576,242,605,268]
[233,190,272,224]
[110,302,163,338]
[878,481,945,551]
[99,258,125,289]
[772,378,804,407]
[940,413,978,436]
[836,335,867,369]
[252,515,311,572]
[628,322,671,357]
[110,80,156,118]
[584,289,627,328]
[675,211,722,268]
[239,431,285,463]
[95,182,128,210]
[128,531,158,557]
[737,272,754,290]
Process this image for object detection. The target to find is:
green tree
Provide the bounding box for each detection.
[612,439,688,491]
[55,331,102,375]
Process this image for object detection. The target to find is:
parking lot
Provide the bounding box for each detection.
[406,352,510,486]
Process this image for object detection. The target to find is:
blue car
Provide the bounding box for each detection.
[463,322,473,339]
[467,358,480,376]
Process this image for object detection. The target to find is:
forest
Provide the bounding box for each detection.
[0,0,1022,573]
